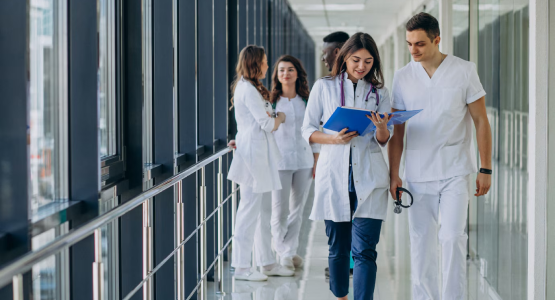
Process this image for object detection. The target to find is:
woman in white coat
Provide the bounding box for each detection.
[227,45,294,281]
[267,55,319,270]
[301,33,393,300]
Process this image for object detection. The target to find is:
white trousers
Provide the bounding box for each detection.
[270,169,313,258]
[407,175,471,300]
[232,185,276,268]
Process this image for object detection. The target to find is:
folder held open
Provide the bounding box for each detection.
[323,107,423,136]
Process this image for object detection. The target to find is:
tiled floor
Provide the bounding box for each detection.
[206,184,507,300]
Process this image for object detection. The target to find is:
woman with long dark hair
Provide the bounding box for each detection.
[265,55,319,271]
[301,33,393,299]
[227,45,294,281]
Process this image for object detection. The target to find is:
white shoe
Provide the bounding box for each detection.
[292,255,304,268]
[234,270,268,281]
[262,264,295,277]
[280,256,295,270]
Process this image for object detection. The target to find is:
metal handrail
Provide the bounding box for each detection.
[0,147,233,289]
[122,186,239,300]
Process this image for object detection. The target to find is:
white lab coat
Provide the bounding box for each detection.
[301,76,393,222]
[227,77,282,193]
[391,55,486,182]
[273,95,320,170]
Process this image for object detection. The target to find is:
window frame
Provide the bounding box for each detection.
[100,0,125,189]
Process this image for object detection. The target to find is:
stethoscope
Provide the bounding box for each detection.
[339,72,380,110]
[394,187,414,214]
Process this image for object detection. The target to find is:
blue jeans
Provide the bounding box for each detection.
[325,191,382,299]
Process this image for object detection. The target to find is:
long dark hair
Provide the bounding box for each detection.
[330,32,384,89]
[270,55,310,103]
[230,45,270,109]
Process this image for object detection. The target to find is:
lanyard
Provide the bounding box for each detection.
[340,72,380,108]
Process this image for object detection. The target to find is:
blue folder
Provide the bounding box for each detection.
[323,107,423,136]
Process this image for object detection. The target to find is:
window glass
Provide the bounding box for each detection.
[98,0,117,158]
[426,0,439,19]
[453,0,470,60]
[29,0,68,214]
[31,224,69,300]
[474,0,529,298]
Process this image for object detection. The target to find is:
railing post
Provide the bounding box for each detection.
[216,157,225,294]
[230,150,237,272]
[199,167,207,300]
[93,228,104,300]
[142,198,154,300]
[12,274,23,300]
[175,181,185,300]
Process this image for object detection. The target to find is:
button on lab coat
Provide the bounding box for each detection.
[228,78,282,193]
[273,95,320,171]
[391,55,486,182]
[301,76,393,222]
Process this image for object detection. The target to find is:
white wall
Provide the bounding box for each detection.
[546,0,555,298]
[528,0,549,299]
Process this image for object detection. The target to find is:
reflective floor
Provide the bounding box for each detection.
[207,184,508,300]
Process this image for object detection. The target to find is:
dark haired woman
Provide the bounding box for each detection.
[301,33,393,299]
[227,45,294,281]
[264,55,320,271]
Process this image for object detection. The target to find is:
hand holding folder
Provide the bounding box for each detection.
[323,107,423,136]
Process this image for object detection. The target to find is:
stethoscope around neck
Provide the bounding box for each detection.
[339,72,380,109]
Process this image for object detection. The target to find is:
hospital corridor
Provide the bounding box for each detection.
[203,177,526,300]
[0,0,553,300]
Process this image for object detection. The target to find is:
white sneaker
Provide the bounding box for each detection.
[234,270,268,281]
[280,256,295,270]
[292,255,304,268]
[262,264,295,277]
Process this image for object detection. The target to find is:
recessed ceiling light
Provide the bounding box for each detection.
[291,4,365,11]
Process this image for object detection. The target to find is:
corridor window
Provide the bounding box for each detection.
[29,0,69,214]
[98,0,117,158]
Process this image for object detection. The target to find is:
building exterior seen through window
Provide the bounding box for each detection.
[98,0,117,159]
[29,0,68,215]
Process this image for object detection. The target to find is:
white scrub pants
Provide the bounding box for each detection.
[232,185,276,268]
[407,175,471,300]
[270,168,313,258]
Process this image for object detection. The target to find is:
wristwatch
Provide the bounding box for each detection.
[479,168,492,175]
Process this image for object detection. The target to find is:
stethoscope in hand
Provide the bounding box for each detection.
[393,187,414,214]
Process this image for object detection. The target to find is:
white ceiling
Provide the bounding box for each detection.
[288,0,408,46]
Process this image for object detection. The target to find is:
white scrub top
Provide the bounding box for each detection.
[302,75,393,222]
[273,95,320,171]
[391,55,486,183]
[227,78,282,193]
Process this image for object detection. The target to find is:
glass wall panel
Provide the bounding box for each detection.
[29,0,68,215]
[474,0,529,298]
[426,0,440,19]
[31,224,69,300]
[453,0,469,60]
[98,0,117,158]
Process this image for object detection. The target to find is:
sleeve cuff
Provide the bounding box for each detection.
[373,126,394,148]
[466,90,486,104]
[391,101,406,111]
[302,128,317,146]
[310,142,321,153]
[261,117,276,132]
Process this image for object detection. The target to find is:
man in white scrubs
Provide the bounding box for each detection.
[388,13,492,300]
